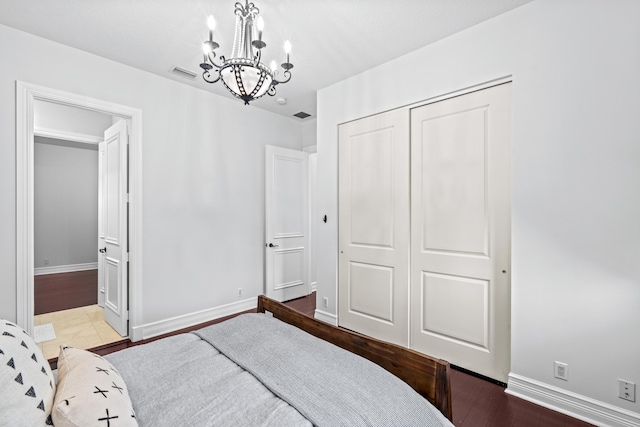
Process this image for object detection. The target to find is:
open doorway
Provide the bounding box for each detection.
[32,103,123,359]
[16,82,142,355]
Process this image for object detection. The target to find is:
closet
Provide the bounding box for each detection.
[338,83,511,382]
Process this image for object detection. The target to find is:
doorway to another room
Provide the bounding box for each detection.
[17,82,142,361]
[32,106,123,360]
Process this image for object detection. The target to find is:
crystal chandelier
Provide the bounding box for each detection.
[199,0,293,105]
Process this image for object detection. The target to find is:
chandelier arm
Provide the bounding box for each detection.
[272,69,292,85]
[206,51,226,70]
[267,85,277,97]
[202,70,221,84]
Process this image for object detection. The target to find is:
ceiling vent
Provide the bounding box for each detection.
[293,111,311,119]
[169,66,198,80]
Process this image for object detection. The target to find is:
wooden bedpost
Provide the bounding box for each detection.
[435,362,453,421]
[257,296,265,314]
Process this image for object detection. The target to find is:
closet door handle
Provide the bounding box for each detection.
[99,247,107,253]
[268,243,279,248]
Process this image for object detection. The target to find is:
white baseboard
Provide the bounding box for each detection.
[507,373,640,427]
[314,309,337,326]
[34,262,98,276]
[131,297,257,342]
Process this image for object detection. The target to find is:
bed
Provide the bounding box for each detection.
[0,296,453,426]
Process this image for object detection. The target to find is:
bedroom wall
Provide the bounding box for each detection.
[0,24,302,328]
[315,0,640,422]
[34,101,113,138]
[34,137,99,269]
[301,118,317,149]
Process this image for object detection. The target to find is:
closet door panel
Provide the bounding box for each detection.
[349,262,394,322]
[348,129,394,247]
[410,83,511,383]
[419,107,488,255]
[420,272,488,349]
[339,109,410,347]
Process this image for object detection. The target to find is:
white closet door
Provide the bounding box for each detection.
[338,109,410,346]
[410,83,511,382]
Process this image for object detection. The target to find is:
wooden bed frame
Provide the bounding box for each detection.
[257,295,453,421]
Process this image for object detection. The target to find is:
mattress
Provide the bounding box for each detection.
[106,313,453,426]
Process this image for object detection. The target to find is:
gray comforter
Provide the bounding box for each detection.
[107,313,453,427]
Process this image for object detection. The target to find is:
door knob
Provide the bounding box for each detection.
[99,247,107,253]
[268,243,279,248]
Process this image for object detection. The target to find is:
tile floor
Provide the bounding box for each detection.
[34,304,124,360]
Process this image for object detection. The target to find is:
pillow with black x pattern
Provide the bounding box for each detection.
[53,346,138,427]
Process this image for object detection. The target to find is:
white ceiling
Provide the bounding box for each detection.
[0,0,533,120]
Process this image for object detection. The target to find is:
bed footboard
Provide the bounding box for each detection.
[257,295,452,421]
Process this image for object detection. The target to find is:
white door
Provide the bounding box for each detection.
[410,83,511,382]
[338,109,410,347]
[265,145,309,302]
[98,120,129,337]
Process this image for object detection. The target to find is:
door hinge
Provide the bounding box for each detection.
[126,193,130,203]
[124,252,130,262]
[124,310,129,321]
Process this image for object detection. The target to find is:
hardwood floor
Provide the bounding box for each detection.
[35,269,98,315]
[82,293,593,427]
[449,368,592,427]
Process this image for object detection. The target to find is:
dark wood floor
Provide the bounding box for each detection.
[35,269,98,315]
[86,293,593,427]
[449,368,592,427]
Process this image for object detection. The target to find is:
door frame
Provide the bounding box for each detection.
[16,81,142,338]
[305,146,318,293]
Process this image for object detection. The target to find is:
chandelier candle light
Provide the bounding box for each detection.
[200,0,293,105]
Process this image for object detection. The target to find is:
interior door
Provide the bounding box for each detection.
[98,120,129,337]
[265,145,309,302]
[338,109,410,347]
[410,83,511,382]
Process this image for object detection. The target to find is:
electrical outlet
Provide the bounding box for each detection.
[619,380,636,402]
[322,297,328,308]
[554,361,568,381]
[44,258,49,266]
[237,288,242,297]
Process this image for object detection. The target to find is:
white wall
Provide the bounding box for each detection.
[301,118,317,149]
[34,137,99,268]
[316,0,640,421]
[35,101,113,138]
[0,24,302,327]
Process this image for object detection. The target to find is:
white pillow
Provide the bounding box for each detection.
[53,346,138,427]
[0,320,56,426]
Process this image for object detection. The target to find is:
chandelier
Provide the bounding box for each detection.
[199,0,293,105]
